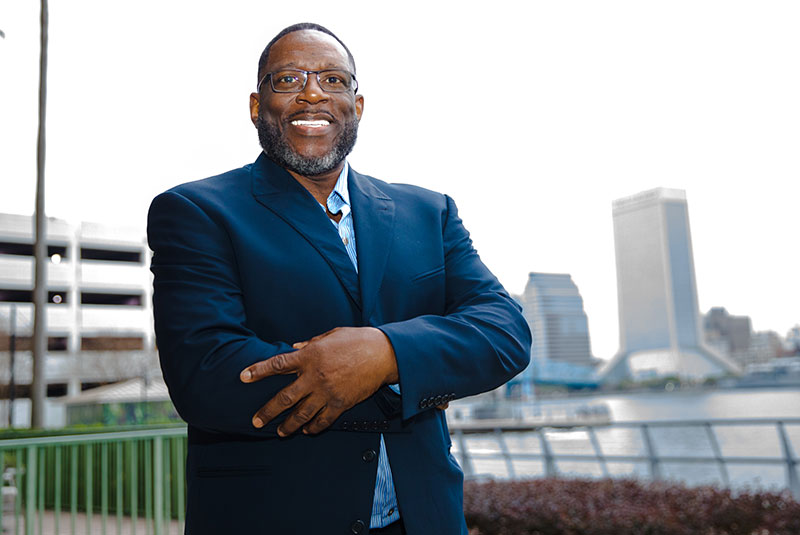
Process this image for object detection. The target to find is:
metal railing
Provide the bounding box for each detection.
[1,418,798,534]
[1,426,186,535]
[451,417,800,499]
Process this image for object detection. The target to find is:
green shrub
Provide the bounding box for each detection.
[464,478,800,535]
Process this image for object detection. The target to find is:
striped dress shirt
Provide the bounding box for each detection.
[317,162,401,529]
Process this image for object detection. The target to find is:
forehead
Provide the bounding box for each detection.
[266,30,352,72]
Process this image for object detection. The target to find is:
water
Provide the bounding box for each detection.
[453,387,800,492]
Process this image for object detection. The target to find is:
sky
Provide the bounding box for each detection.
[1,1,798,361]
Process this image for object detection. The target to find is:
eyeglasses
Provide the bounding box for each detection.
[257,69,358,94]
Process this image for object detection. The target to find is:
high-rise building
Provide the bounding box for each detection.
[600,188,740,382]
[514,272,597,391]
[703,307,753,364]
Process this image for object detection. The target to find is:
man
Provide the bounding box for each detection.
[148,23,531,534]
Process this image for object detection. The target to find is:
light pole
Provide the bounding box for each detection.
[30,0,49,428]
[8,305,17,427]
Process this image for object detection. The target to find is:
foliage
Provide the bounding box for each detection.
[464,478,800,535]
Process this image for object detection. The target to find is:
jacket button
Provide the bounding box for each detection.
[362,449,376,462]
[351,520,366,533]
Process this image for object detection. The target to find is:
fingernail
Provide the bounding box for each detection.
[241,370,251,381]
[253,416,263,428]
[277,428,286,437]
[302,428,309,435]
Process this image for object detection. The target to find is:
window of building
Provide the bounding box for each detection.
[0,242,68,259]
[80,336,145,351]
[80,247,142,263]
[0,289,69,304]
[80,292,142,306]
[0,336,69,351]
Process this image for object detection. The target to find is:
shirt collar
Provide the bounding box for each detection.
[318,161,351,216]
[331,161,350,208]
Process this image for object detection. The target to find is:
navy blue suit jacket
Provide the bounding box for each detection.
[147,153,531,534]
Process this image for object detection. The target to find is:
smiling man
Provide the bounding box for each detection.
[148,23,531,535]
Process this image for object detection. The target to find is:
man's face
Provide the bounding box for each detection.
[250,30,364,177]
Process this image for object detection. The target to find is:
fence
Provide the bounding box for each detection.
[1,426,186,535]
[1,418,799,534]
[451,417,800,499]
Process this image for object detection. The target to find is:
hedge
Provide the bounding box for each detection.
[464,478,800,535]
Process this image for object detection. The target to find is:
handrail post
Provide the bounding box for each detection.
[776,421,799,500]
[493,428,516,478]
[154,436,163,535]
[25,446,35,535]
[454,429,474,478]
[704,423,729,487]
[640,424,661,481]
[538,428,557,477]
[586,426,609,478]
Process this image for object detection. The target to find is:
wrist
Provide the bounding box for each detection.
[367,327,399,384]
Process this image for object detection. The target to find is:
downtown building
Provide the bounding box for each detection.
[600,188,741,383]
[512,272,598,394]
[0,213,157,427]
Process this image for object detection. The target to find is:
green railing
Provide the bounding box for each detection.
[1,426,187,535]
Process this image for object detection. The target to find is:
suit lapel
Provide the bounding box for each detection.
[349,168,395,324]
[250,154,361,309]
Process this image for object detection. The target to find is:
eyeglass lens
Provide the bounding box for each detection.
[270,70,355,93]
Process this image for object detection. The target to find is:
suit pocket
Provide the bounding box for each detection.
[411,265,445,282]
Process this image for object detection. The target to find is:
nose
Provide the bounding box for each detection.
[296,73,328,104]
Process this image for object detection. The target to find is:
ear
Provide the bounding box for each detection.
[355,94,364,122]
[249,92,260,126]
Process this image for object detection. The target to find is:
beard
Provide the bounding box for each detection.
[257,114,359,177]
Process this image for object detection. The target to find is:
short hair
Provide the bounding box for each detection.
[257,23,356,85]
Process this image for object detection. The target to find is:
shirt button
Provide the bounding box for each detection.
[350,520,365,534]
[362,449,376,462]
[387,508,395,516]
[342,235,349,245]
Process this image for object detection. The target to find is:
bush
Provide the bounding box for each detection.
[464,478,800,535]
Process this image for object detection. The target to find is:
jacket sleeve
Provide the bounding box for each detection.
[377,195,532,420]
[149,190,390,436]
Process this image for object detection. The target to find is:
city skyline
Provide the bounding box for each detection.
[1,1,798,360]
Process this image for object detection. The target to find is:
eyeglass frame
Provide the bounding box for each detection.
[257,68,359,94]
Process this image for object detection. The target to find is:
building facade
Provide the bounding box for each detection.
[513,272,597,391]
[0,213,157,427]
[600,188,740,382]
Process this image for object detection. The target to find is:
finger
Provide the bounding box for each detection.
[303,405,342,435]
[436,402,449,410]
[277,396,326,437]
[252,380,308,429]
[241,352,299,383]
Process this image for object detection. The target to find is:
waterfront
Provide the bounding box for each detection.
[451,387,800,492]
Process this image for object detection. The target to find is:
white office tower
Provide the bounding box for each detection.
[600,189,740,383]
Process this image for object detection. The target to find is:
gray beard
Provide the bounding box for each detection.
[257,115,359,177]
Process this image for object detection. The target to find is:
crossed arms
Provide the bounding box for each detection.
[148,186,530,437]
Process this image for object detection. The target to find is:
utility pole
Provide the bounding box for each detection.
[8,305,17,427]
[31,0,49,428]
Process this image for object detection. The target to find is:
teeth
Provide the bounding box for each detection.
[291,119,330,127]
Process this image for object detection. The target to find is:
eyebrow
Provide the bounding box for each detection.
[267,61,351,71]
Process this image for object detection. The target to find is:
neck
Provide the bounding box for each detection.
[287,162,344,206]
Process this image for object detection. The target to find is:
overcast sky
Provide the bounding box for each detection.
[1,1,798,360]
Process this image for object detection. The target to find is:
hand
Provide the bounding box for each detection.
[240,327,398,436]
